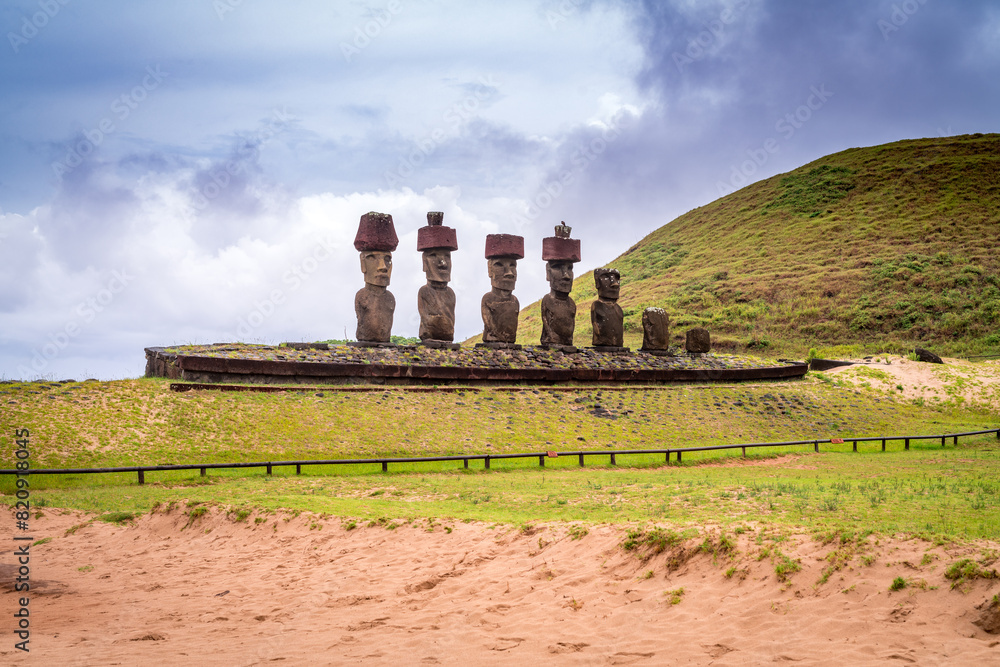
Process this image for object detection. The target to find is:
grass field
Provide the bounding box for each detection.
[3,366,999,541]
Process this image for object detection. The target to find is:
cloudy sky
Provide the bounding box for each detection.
[1,0,998,380]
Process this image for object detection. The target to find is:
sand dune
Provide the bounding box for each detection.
[3,507,999,665]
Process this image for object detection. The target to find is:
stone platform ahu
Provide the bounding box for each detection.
[142,210,817,386]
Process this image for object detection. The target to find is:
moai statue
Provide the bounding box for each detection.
[686,327,711,354]
[353,211,398,345]
[540,223,581,351]
[416,212,459,349]
[591,268,626,350]
[640,307,670,354]
[479,233,524,348]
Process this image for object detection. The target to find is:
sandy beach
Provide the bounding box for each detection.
[3,506,998,665]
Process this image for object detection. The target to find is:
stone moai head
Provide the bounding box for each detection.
[354,211,398,287]
[417,211,458,283]
[485,233,524,293]
[594,267,621,301]
[542,222,581,295]
[360,251,392,286]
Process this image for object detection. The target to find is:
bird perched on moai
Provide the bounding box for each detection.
[480,233,524,347]
[540,222,581,351]
[591,267,626,350]
[353,211,398,344]
[416,211,459,348]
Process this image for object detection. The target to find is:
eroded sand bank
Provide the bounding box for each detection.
[3,507,999,665]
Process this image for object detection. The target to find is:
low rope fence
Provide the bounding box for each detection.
[2,428,997,486]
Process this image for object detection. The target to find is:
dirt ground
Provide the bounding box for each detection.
[826,356,1000,410]
[3,507,999,665]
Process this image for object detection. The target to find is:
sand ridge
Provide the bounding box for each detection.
[2,507,999,665]
[827,356,1000,410]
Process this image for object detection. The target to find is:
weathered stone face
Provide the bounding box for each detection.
[488,257,518,292]
[595,268,621,300]
[641,307,670,351]
[422,249,452,283]
[360,251,393,287]
[685,327,711,354]
[546,260,574,294]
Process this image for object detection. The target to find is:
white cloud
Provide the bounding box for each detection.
[0,161,563,379]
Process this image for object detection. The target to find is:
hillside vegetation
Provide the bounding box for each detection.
[514,134,1000,357]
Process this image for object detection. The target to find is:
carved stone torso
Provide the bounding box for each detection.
[641,308,670,350]
[540,292,576,346]
[591,299,624,347]
[355,286,395,342]
[481,290,520,343]
[418,283,457,342]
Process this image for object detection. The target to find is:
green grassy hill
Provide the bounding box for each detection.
[510,134,1000,357]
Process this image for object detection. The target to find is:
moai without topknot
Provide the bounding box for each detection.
[591,267,626,351]
[686,327,711,355]
[353,211,398,345]
[479,233,524,348]
[416,212,460,349]
[640,307,670,355]
[540,223,581,352]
